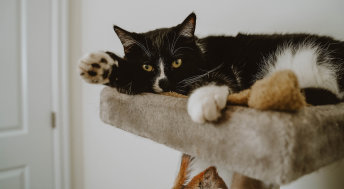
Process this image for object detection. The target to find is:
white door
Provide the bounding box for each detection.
[0,0,54,189]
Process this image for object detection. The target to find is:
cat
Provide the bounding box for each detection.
[79,13,344,188]
[79,12,344,123]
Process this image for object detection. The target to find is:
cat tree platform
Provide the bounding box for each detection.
[99,87,344,185]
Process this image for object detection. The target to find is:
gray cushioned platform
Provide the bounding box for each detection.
[100,87,344,185]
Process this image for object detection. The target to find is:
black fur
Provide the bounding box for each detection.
[106,13,344,104]
[302,88,341,105]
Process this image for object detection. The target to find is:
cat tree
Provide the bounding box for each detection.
[99,87,344,187]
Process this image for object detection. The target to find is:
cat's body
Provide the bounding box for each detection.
[79,13,344,188]
[79,13,344,122]
[198,33,344,93]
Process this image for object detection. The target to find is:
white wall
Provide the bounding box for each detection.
[69,0,84,188]
[70,0,344,189]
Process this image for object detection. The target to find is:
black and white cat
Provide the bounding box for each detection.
[79,13,344,123]
[79,13,344,188]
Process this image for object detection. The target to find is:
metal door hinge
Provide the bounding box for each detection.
[51,112,56,129]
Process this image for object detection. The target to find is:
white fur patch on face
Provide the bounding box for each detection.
[261,44,342,98]
[153,58,166,93]
[187,84,229,123]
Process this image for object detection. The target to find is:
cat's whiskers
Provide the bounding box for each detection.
[177,64,224,87]
[173,46,194,55]
[129,82,133,94]
[167,36,172,54]
[168,33,177,54]
[171,33,182,54]
[174,53,183,57]
[175,88,187,94]
[123,81,133,94]
[144,37,151,56]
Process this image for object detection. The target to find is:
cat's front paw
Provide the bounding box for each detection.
[78,51,117,84]
[187,85,229,123]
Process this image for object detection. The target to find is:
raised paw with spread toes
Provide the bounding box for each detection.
[78,51,118,84]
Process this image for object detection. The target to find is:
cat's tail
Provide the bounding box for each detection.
[172,154,193,189]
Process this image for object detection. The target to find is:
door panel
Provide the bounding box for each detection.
[0,167,27,189]
[0,0,54,189]
[0,0,22,131]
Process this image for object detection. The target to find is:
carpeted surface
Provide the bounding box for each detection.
[100,87,344,185]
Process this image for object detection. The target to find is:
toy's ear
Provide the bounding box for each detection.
[177,12,196,38]
[113,25,137,53]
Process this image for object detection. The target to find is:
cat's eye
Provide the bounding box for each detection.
[172,59,182,68]
[142,64,153,72]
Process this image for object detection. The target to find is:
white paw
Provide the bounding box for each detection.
[187,84,229,123]
[78,51,117,84]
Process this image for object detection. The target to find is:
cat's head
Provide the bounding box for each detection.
[112,13,205,94]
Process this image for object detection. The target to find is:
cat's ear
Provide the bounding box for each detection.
[113,25,137,53]
[177,13,196,38]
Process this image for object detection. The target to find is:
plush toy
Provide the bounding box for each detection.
[164,70,307,112]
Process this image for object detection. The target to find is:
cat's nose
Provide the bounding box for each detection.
[158,79,170,91]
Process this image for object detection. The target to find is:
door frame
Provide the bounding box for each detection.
[51,0,70,189]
